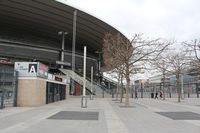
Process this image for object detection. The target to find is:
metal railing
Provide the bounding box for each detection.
[59,69,110,97]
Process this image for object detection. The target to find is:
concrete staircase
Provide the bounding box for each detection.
[59,69,109,97]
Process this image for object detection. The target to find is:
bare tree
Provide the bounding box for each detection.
[184,39,200,61]
[105,67,123,101]
[102,33,125,101]
[184,40,200,73]
[103,33,169,106]
[152,48,190,102]
[184,40,200,98]
[151,57,170,100]
[150,41,173,100]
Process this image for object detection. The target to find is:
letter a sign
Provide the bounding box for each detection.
[29,64,37,73]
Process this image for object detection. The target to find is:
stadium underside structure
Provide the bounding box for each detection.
[0,0,125,75]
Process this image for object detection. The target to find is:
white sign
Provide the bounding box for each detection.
[14,62,48,78]
[29,64,37,73]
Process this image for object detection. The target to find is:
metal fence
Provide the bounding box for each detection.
[132,81,200,99]
[0,69,18,109]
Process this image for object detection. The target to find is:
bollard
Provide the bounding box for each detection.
[81,96,87,108]
[102,89,105,98]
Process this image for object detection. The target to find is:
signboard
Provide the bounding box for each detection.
[56,61,71,66]
[0,58,13,64]
[14,62,48,78]
[15,62,37,77]
[55,76,62,82]
[38,63,48,78]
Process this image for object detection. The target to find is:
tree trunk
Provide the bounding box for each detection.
[125,74,130,106]
[163,70,166,100]
[176,74,181,102]
[196,83,199,98]
[116,77,119,101]
[120,73,123,103]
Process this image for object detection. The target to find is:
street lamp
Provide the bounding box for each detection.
[58,31,68,69]
[95,51,102,72]
[95,51,104,98]
[141,80,143,98]
[90,66,94,100]
[81,46,87,108]
[95,51,102,81]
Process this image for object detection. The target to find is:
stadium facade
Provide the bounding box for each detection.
[0,0,124,107]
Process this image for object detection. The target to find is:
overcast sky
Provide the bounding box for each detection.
[57,0,200,80]
[57,0,200,42]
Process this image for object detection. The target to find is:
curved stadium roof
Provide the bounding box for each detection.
[0,0,128,74]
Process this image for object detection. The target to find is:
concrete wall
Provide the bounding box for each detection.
[17,78,46,107]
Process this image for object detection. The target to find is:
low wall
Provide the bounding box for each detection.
[17,78,46,107]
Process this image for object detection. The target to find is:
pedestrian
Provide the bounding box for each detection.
[135,91,138,99]
[155,92,158,99]
[160,91,163,98]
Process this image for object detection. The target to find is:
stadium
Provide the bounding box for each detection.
[0,0,123,107]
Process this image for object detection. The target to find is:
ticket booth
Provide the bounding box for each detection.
[14,62,69,107]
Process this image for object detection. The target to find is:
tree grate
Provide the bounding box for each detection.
[48,111,99,120]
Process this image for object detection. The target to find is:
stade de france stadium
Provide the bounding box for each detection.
[0,0,123,107]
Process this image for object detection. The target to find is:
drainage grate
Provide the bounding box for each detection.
[112,99,120,101]
[119,106,135,108]
[48,111,99,120]
[156,112,200,120]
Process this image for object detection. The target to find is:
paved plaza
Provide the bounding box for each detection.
[0,97,200,133]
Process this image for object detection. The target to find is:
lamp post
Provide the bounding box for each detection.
[141,80,143,98]
[95,51,103,97]
[90,66,94,100]
[58,31,67,69]
[95,51,102,76]
[81,46,87,108]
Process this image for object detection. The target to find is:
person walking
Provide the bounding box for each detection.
[155,92,158,99]
[135,91,138,99]
[160,91,163,99]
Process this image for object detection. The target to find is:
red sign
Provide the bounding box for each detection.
[0,59,13,64]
